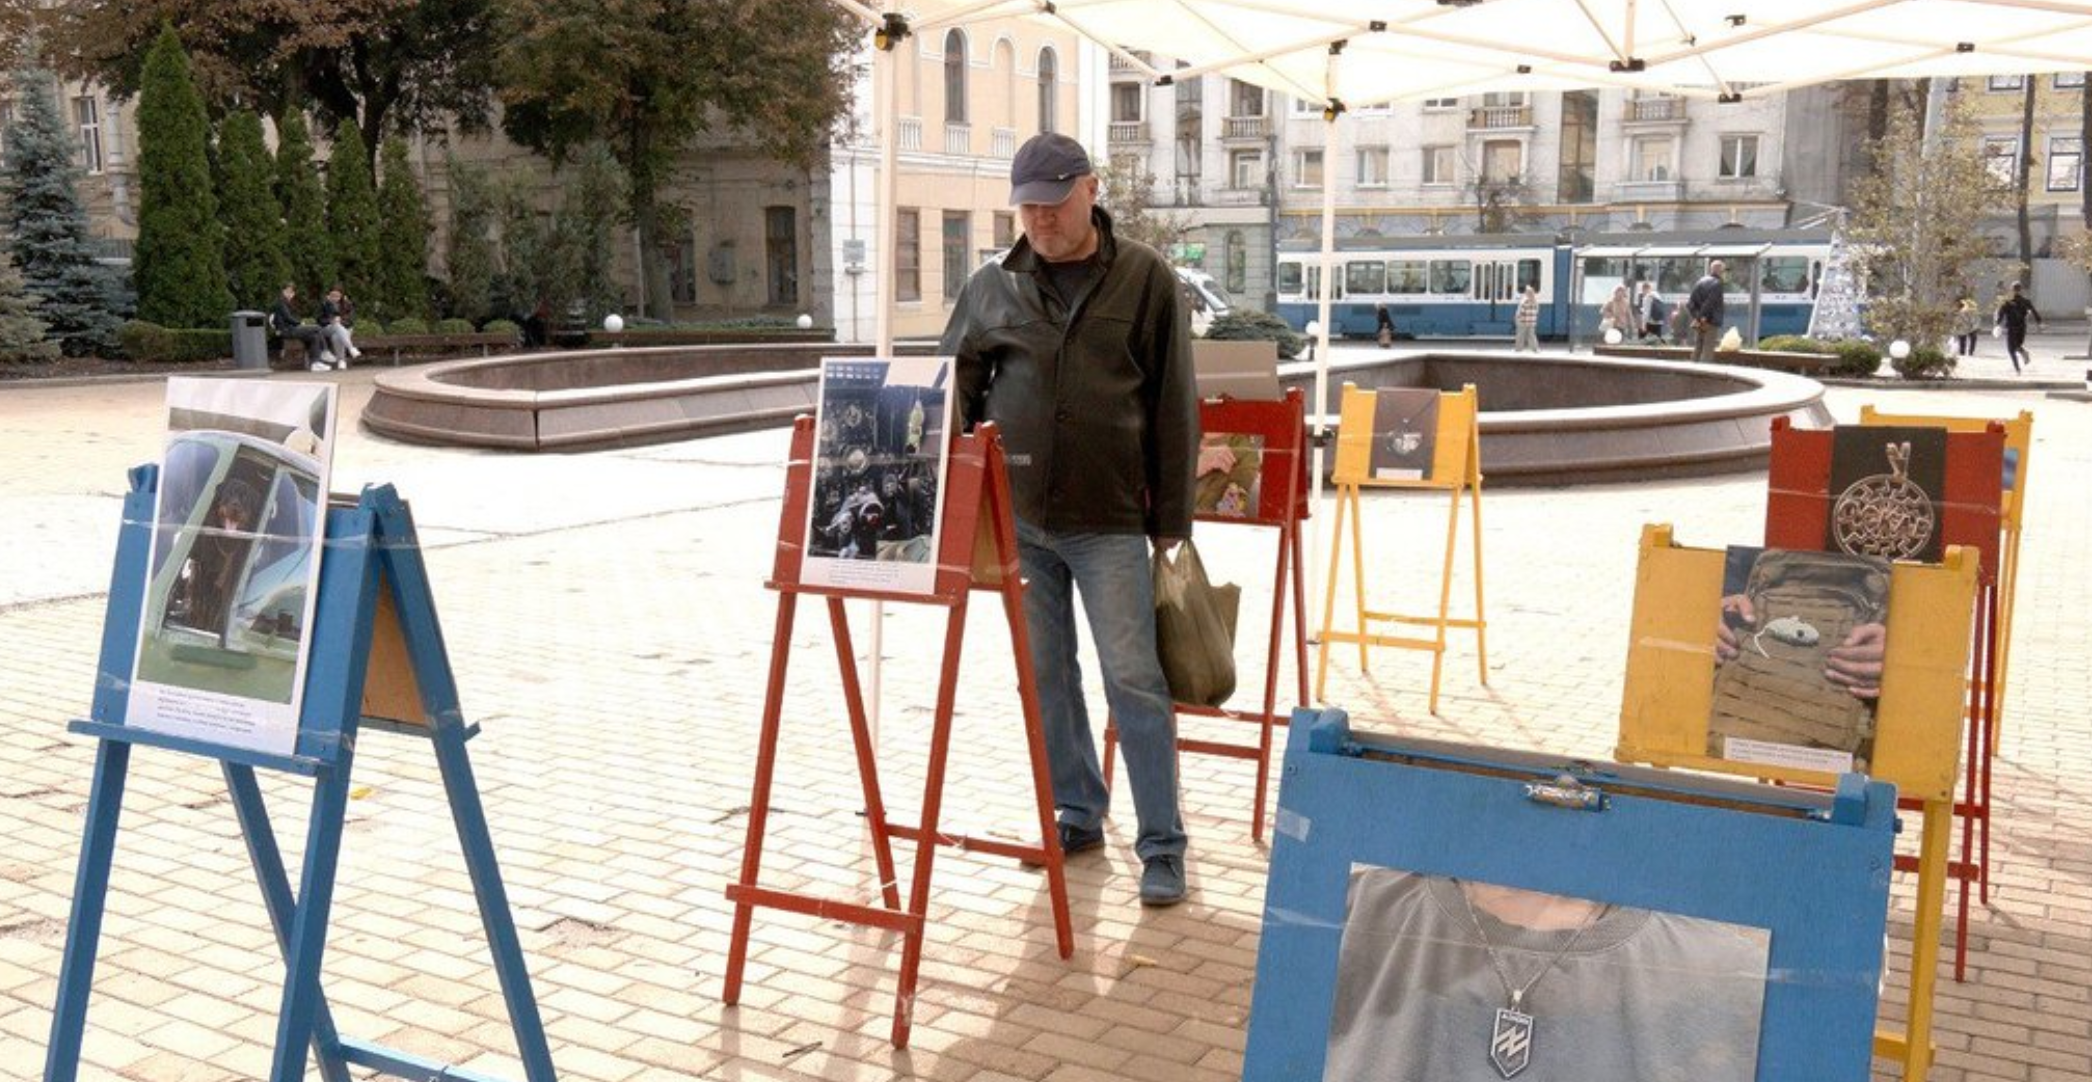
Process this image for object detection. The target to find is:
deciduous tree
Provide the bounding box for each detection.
[1102,155,1192,257]
[44,1,498,167]
[495,0,858,318]
[1849,99,2004,350]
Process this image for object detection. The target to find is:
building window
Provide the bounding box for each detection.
[2048,136,2082,192]
[1480,91,1527,107]
[765,206,798,306]
[942,211,970,301]
[1111,82,1144,123]
[1983,136,2019,186]
[1224,229,1246,293]
[1719,134,1759,179]
[1631,134,1674,181]
[1422,145,1455,186]
[1482,139,1521,183]
[2057,72,2087,89]
[75,95,103,175]
[943,30,968,125]
[1422,97,1459,110]
[1356,146,1389,187]
[1229,78,1265,118]
[1292,149,1323,188]
[1037,48,1058,133]
[1988,74,2025,91]
[1230,149,1263,188]
[1557,90,1597,204]
[993,211,1015,250]
[896,208,921,303]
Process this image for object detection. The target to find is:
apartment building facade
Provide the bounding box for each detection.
[1959,72,2091,309]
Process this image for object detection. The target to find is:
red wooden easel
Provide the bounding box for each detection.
[721,419,1072,1047]
[1103,389,1311,842]
[1764,416,2005,982]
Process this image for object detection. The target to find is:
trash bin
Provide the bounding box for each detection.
[231,311,269,371]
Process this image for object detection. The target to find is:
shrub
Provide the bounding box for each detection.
[1205,309,1304,360]
[383,317,429,335]
[483,319,520,336]
[1756,335,1830,354]
[1828,339,1883,377]
[119,319,230,362]
[1892,344,1955,380]
[433,318,476,335]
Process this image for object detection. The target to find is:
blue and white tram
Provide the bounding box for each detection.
[1275,229,1832,342]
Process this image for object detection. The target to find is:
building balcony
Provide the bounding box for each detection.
[1110,51,1147,74]
[1617,178,1685,202]
[1109,120,1149,145]
[944,122,971,155]
[1223,115,1269,140]
[1468,105,1533,130]
[990,127,1016,158]
[1625,97,1686,123]
[1210,186,1271,207]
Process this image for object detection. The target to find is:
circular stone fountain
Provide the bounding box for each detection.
[364,344,1827,484]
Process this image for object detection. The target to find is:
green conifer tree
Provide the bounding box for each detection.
[375,136,430,322]
[133,25,231,327]
[0,249,59,362]
[275,111,336,300]
[216,110,290,311]
[444,156,497,325]
[1,64,122,355]
[325,123,381,311]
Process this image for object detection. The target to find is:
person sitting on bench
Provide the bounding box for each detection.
[270,284,335,371]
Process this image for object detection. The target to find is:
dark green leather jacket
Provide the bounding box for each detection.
[938,207,1197,539]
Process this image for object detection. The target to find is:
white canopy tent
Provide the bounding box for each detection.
[825,0,2092,721]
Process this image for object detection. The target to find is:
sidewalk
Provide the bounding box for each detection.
[0,373,2085,1081]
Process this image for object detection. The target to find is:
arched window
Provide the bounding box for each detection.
[995,39,1017,129]
[1037,47,1059,134]
[944,30,968,125]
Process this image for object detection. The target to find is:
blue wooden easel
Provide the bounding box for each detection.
[44,469,557,1082]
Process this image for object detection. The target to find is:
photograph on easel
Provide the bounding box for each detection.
[128,376,338,756]
[1324,866,1770,1082]
[1368,388,1439,481]
[803,356,954,595]
[1711,546,1892,775]
[1195,431,1263,518]
[1824,426,1947,563]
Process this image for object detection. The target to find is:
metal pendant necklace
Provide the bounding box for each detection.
[1456,882,1610,1080]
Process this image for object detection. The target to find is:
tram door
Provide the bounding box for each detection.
[1474,259,1519,334]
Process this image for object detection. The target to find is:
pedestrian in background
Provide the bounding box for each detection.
[1687,260,1727,363]
[1513,285,1540,352]
[1954,298,1981,357]
[1600,284,1635,342]
[1995,283,2042,374]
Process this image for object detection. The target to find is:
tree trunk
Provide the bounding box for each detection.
[1867,80,1891,146]
[2018,81,2037,287]
[624,124,675,322]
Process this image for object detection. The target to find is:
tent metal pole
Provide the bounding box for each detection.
[869,15,903,741]
[1307,47,1342,668]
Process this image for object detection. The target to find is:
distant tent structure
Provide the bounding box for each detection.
[1808,232,1865,341]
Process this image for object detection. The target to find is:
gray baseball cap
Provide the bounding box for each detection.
[1009,133,1093,206]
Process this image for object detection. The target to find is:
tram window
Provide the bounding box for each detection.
[1761,257,1810,295]
[1431,260,1472,295]
[1657,260,1698,295]
[1277,262,1303,295]
[1346,260,1386,295]
[1389,260,1428,294]
[1516,258,1542,292]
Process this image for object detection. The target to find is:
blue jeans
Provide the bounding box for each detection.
[1015,521,1186,862]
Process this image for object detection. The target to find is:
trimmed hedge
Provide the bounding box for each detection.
[433,317,476,335]
[1755,334,1830,354]
[119,320,231,362]
[1827,340,1883,377]
[1892,344,1955,380]
[383,317,430,335]
[483,319,520,336]
[1205,309,1305,360]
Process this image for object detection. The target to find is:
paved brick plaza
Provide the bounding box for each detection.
[0,361,2085,1081]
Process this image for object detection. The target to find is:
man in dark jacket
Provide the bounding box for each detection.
[1995,283,2043,374]
[940,132,1198,907]
[269,284,334,371]
[1687,260,1726,363]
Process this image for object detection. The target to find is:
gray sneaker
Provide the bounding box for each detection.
[1139,855,1186,907]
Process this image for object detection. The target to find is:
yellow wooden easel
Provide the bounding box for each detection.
[1315,382,1486,714]
[1615,524,1979,1082]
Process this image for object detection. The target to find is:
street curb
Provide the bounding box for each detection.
[1818,376,2080,391]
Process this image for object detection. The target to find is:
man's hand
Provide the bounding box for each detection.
[1715,594,1755,663]
[1825,623,1887,700]
[1197,444,1237,477]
